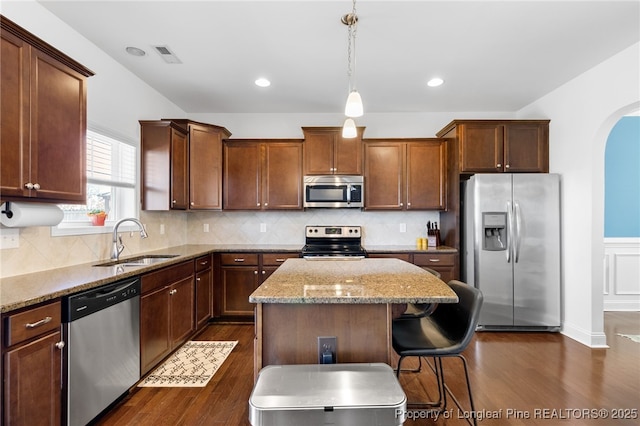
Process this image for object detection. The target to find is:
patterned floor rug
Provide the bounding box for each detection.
[617,333,640,343]
[138,340,238,387]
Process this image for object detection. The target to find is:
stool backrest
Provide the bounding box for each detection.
[431,280,484,352]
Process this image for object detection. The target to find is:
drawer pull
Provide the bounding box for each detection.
[199,261,209,265]
[234,258,245,262]
[276,258,286,262]
[25,316,52,329]
[55,341,65,350]
[428,258,441,263]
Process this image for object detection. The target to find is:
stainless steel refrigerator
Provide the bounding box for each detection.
[461,173,561,331]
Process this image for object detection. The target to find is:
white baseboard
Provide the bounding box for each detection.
[561,322,609,348]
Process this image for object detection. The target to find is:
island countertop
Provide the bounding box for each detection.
[249,258,458,304]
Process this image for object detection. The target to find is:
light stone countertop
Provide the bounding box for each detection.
[1,244,457,313]
[249,258,458,304]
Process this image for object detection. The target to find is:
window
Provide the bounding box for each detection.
[53,128,138,236]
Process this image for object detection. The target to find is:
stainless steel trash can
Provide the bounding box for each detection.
[249,363,407,426]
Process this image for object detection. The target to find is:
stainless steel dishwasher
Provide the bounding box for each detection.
[62,277,141,426]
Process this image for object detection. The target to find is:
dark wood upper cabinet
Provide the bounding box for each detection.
[1,16,93,203]
[140,119,231,210]
[437,120,549,174]
[302,127,364,175]
[223,140,303,210]
[364,139,447,210]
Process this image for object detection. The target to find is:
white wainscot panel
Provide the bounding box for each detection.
[604,238,640,311]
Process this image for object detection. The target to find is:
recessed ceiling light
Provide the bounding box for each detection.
[427,77,444,87]
[125,46,146,57]
[255,78,271,88]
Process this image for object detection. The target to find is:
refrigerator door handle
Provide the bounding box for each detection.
[506,201,513,263]
[514,201,522,263]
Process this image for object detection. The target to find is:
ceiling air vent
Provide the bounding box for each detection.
[152,45,182,64]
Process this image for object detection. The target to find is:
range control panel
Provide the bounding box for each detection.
[305,226,361,238]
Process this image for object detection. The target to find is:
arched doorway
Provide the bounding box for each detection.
[602,108,640,311]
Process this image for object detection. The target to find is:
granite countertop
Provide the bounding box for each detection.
[0,244,457,313]
[0,244,301,313]
[249,258,458,304]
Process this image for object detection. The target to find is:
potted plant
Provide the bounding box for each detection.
[87,209,108,226]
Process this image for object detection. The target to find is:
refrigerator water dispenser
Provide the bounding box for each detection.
[482,212,507,251]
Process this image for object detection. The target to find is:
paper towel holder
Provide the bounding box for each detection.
[1,202,14,219]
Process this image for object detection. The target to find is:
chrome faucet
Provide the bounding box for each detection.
[111,218,149,260]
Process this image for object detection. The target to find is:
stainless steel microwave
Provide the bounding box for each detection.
[303,175,364,208]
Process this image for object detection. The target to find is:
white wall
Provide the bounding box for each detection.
[518,42,640,347]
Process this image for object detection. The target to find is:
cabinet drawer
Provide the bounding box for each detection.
[221,253,259,266]
[4,300,61,347]
[413,253,456,267]
[142,261,193,294]
[368,253,413,262]
[262,253,299,266]
[195,254,213,272]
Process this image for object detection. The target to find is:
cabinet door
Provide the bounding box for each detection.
[224,142,261,209]
[0,28,30,199]
[189,123,223,209]
[303,131,335,175]
[504,123,549,172]
[170,128,189,210]
[195,268,212,330]
[406,141,446,210]
[140,286,171,375]
[459,123,504,173]
[221,267,259,316]
[364,142,404,210]
[4,331,62,426]
[334,134,362,175]
[29,48,87,202]
[170,277,195,348]
[263,142,303,209]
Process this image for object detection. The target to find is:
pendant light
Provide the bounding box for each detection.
[342,0,362,138]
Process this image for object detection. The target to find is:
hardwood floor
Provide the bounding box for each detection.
[96,313,639,425]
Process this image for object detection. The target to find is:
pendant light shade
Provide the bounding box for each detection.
[342,118,357,138]
[345,90,363,117]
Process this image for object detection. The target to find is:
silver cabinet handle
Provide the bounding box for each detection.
[254,271,258,275]
[262,270,266,275]
[257,203,261,207]
[25,316,52,329]
[505,164,510,169]
[264,203,268,207]
[169,289,177,295]
[234,258,245,262]
[496,163,502,168]
[276,258,286,262]
[55,341,65,350]
[190,202,194,206]
[196,277,201,281]
[33,183,41,190]
[199,260,209,266]
[172,200,177,204]
[428,258,441,263]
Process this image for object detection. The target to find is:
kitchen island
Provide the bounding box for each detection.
[249,258,458,377]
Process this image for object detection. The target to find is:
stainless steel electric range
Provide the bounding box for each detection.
[301,226,367,259]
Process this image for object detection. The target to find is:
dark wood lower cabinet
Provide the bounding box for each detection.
[218,252,299,319]
[195,255,213,330]
[4,331,62,425]
[368,251,458,283]
[2,299,63,426]
[140,261,195,375]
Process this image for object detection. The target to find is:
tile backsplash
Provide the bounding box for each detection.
[0,210,439,278]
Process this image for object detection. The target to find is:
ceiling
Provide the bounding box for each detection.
[38,1,640,114]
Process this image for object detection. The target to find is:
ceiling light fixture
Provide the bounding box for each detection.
[427,77,444,87]
[255,77,271,87]
[342,0,362,138]
[125,46,146,57]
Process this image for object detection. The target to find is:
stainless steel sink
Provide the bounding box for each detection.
[93,254,179,267]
